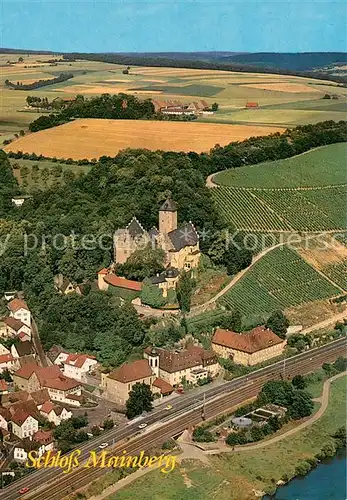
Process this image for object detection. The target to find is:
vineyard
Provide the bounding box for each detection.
[322,261,347,291]
[219,246,342,318]
[213,143,347,188]
[212,186,347,231]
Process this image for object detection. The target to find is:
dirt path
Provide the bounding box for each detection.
[301,310,347,334]
[204,371,347,455]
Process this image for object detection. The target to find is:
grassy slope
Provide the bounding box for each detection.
[213,143,347,188]
[108,375,346,500]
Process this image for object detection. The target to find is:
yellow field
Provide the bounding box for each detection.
[242,82,321,93]
[4,118,284,159]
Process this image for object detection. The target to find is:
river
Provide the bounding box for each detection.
[264,449,346,499]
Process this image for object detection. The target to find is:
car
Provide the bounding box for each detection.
[19,487,29,495]
[98,442,109,449]
[164,404,173,410]
[138,423,147,429]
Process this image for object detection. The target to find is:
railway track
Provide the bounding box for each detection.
[1,337,345,500]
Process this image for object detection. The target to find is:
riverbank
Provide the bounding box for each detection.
[264,448,346,500]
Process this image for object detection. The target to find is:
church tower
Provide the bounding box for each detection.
[159,198,178,234]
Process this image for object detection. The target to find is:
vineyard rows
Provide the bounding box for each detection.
[212,186,347,232]
[219,246,341,318]
[323,261,347,291]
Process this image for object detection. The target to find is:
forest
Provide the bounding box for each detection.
[4,73,73,91]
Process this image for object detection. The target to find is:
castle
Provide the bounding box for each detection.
[114,199,201,272]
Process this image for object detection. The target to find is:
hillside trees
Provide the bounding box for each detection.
[266,310,289,338]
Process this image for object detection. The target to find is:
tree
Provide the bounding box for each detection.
[211,102,219,111]
[292,374,307,390]
[266,310,289,339]
[125,382,154,419]
[288,390,314,419]
[176,271,195,313]
[140,279,166,308]
[18,57,24,63]
[230,310,242,332]
[103,419,114,430]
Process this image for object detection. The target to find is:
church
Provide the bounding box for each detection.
[114,198,201,272]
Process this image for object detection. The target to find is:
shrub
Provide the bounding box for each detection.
[295,461,312,476]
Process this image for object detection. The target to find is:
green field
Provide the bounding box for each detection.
[213,143,347,188]
[219,246,342,318]
[212,186,347,231]
[108,375,346,500]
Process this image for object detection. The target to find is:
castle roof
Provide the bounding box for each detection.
[126,217,145,238]
[168,222,199,251]
[160,199,178,212]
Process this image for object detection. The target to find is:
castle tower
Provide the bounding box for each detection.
[159,198,178,234]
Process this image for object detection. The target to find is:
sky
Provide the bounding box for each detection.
[1,0,346,53]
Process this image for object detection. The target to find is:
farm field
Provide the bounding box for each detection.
[212,185,347,231]
[3,118,285,159]
[213,143,347,188]
[1,53,346,137]
[219,246,342,320]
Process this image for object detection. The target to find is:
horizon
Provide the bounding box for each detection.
[2,0,346,53]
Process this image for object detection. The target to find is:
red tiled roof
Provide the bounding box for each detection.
[212,326,284,354]
[0,353,14,364]
[2,316,26,331]
[11,409,34,426]
[33,429,53,444]
[40,401,55,414]
[152,378,174,395]
[98,268,109,275]
[144,345,216,373]
[63,353,96,368]
[103,274,142,291]
[7,299,29,312]
[108,359,152,383]
[246,102,259,107]
[0,379,8,391]
[14,363,81,391]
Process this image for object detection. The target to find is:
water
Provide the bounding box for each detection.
[264,449,347,500]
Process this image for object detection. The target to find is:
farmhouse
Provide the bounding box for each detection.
[114,198,200,272]
[211,326,286,366]
[62,353,98,381]
[0,316,31,339]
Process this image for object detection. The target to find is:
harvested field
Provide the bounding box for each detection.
[241,82,321,93]
[4,118,284,159]
[296,235,347,270]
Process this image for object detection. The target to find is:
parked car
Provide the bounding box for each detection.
[138,423,147,429]
[98,442,109,449]
[165,404,173,410]
[19,487,30,495]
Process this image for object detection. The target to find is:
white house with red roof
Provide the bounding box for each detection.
[0,316,31,339]
[14,430,54,462]
[11,409,39,439]
[7,299,31,327]
[62,353,98,382]
[40,401,72,426]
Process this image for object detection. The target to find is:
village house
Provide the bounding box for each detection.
[14,430,54,463]
[62,353,98,382]
[114,198,200,271]
[101,359,157,406]
[13,363,82,406]
[47,345,69,365]
[102,343,219,405]
[0,407,11,431]
[0,316,31,339]
[148,267,180,298]
[0,379,9,396]
[53,274,84,296]
[39,401,72,426]
[97,270,143,293]
[211,326,286,366]
[11,409,39,439]
[11,195,33,207]
[7,299,31,327]
[0,352,18,373]
[11,340,36,362]
[144,344,220,386]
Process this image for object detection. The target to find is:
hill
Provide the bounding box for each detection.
[211,143,347,232]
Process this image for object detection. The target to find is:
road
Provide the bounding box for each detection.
[1,336,345,500]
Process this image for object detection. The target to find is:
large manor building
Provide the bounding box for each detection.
[114,199,200,272]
